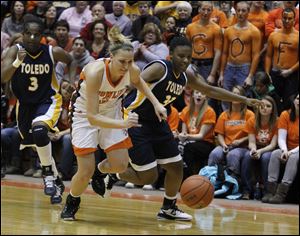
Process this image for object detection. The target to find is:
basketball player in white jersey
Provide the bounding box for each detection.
[61,26,167,221]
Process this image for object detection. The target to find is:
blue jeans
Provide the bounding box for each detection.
[241,150,272,193]
[222,63,251,110]
[1,127,22,164]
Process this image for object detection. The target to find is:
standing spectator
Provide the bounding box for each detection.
[56,36,95,85]
[132,23,169,70]
[86,20,109,59]
[105,1,132,36]
[1,1,26,37]
[265,1,299,38]
[186,1,223,114]
[208,86,255,184]
[242,96,278,200]
[131,1,162,41]
[58,1,92,38]
[265,8,299,112]
[218,1,261,109]
[219,1,234,26]
[80,3,112,43]
[162,16,176,46]
[48,20,74,52]
[179,90,216,176]
[175,1,192,36]
[262,94,299,204]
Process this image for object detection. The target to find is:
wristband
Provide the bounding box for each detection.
[12,57,23,68]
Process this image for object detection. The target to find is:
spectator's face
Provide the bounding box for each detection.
[72,39,86,58]
[111,49,134,77]
[192,90,206,105]
[113,2,125,16]
[93,23,106,39]
[283,1,296,9]
[294,94,299,111]
[23,23,42,53]
[252,1,265,9]
[199,3,213,20]
[45,6,57,19]
[231,87,242,105]
[170,46,192,73]
[165,17,176,31]
[55,26,69,41]
[138,4,150,16]
[177,7,190,20]
[236,3,249,22]
[220,1,231,12]
[282,11,295,29]
[92,4,105,20]
[144,30,157,45]
[76,1,88,14]
[14,1,25,15]
[259,99,273,116]
[255,80,267,95]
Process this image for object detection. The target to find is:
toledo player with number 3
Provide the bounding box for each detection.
[1,16,74,204]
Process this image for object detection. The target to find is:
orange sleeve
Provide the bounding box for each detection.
[278,111,289,130]
[245,116,256,134]
[214,111,227,135]
[179,106,189,124]
[167,106,179,131]
[201,107,216,125]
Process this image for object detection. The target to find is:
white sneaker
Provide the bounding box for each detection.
[43,175,56,196]
[157,205,192,221]
[125,182,135,188]
[142,184,154,190]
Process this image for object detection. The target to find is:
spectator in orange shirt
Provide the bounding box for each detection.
[192,1,228,30]
[265,1,299,38]
[218,1,261,109]
[179,90,216,176]
[242,96,278,200]
[262,93,299,204]
[208,86,255,183]
[265,8,299,111]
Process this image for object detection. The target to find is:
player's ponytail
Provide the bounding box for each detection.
[108,26,133,55]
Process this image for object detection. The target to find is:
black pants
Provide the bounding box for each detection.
[183,140,215,176]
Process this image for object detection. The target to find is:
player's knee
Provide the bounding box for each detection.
[113,162,128,173]
[32,125,50,147]
[138,169,158,184]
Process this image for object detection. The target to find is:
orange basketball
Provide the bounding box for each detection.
[180,175,214,209]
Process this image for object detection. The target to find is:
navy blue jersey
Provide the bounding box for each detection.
[11,44,60,105]
[124,60,187,122]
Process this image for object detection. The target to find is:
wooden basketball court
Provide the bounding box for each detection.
[1,176,299,235]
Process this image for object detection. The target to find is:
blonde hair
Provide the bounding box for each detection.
[188,90,208,129]
[108,26,133,55]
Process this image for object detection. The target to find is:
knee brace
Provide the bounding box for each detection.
[32,125,50,147]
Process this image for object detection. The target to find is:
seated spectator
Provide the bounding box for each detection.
[1,1,26,37]
[58,1,92,38]
[80,3,112,43]
[262,94,299,204]
[249,71,283,114]
[242,96,278,200]
[105,1,132,36]
[131,1,162,41]
[56,36,95,85]
[153,1,179,29]
[42,4,58,43]
[86,20,109,59]
[179,90,216,176]
[132,22,169,70]
[208,86,254,186]
[48,20,74,52]
[162,16,176,46]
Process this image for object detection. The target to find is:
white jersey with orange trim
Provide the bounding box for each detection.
[73,58,131,117]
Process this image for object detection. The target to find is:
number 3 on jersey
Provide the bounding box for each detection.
[163,95,176,106]
[28,77,38,91]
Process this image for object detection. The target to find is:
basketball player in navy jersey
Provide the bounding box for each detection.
[101,37,263,221]
[1,16,74,204]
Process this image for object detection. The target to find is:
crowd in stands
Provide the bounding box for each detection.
[1,1,299,204]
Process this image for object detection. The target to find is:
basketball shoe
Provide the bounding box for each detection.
[91,168,106,197]
[50,177,65,204]
[42,166,56,196]
[103,174,118,197]
[61,194,81,221]
[157,201,192,221]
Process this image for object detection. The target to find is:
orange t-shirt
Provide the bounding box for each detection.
[278,110,299,150]
[179,105,216,143]
[222,23,261,65]
[214,110,255,145]
[245,116,278,147]
[192,8,228,28]
[186,21,223,59]
[167,106,179,131]
[265,29,299,70]
[265,7,299,38]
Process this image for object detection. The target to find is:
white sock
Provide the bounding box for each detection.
[36,143,52,166]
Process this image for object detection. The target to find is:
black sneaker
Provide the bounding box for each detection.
[50,177,65,204]
[157,203,192,221]
[103,174,118,197]
[61,194,81,221]
[91,168,107,197]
